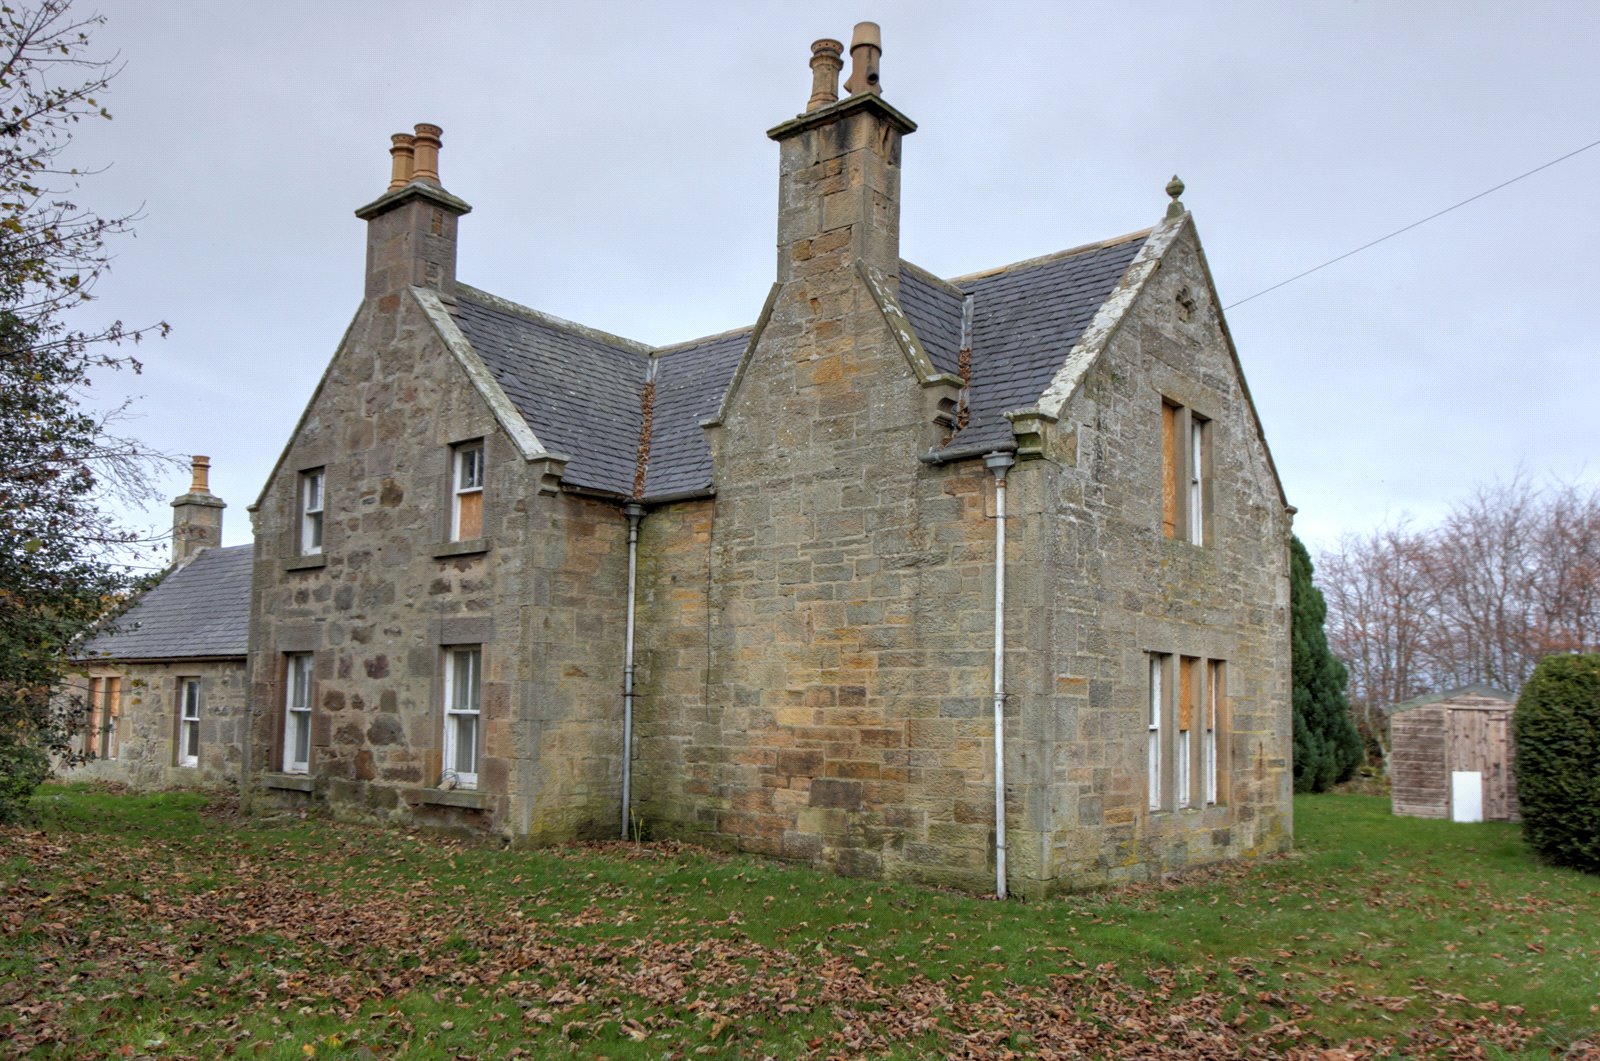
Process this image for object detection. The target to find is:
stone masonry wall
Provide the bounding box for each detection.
[633,96,1045,891]
[63,659,248,790]
[246,290,629,840]
[1035,221,1294,891]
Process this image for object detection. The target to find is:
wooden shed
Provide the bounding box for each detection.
[1389,686,1519,822]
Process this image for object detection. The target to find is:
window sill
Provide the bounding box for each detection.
[407,786,488,810]
[433,538,490,560]
[284,554,327,572]
[261,772,314,792]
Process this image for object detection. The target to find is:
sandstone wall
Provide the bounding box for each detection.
[246,291,630,839]
[63,659,248,790]
[1033,222,1294,891]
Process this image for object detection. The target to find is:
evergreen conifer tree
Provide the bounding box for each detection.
[1291,536,1364,792]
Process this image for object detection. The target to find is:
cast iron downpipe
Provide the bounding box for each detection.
[620,502,644,838]
[985,450,1015,899]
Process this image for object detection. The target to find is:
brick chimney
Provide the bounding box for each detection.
[171,455,225,564]
[353,122,472,303]
[767,23,915,287]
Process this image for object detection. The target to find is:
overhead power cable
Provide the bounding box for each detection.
[1225,136,1600,310]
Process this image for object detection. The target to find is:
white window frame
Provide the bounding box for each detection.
[1148,654,1164,811]
[1205,661,1221,805]
[179,678,201,768]
[284,653,313,774]
[442,646,482,787]
[300,469,325,556]
[1187,417,1205,545]
[450,443,484,541]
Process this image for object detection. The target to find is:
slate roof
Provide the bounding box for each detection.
[646,329,750,497]
[450,231,1148,499]
[454,288,649,495]
[76,544,253,661]
[898,264,966,378]
[952,233,1148,452]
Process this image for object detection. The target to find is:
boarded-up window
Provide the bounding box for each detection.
[85,676,121,759]
[452,442,484,541]
[1161,399,1210,545]
[1161,402,1178,538]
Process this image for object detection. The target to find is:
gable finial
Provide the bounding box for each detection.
[1165,174,1186,219]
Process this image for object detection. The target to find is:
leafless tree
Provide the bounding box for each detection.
[1317,475,1600,764]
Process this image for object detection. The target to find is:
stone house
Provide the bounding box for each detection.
[66,458,252,789]
[1389,685,1518,823]
[225,25,1291,896]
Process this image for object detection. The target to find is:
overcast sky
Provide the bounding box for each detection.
[70,0,1599,561]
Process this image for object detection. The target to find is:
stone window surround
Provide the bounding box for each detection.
[450,439,485,542]
[176,676,202,768]
[298,467,325,557]
[1159,395,1214,547]
[85,673,122,760]
[438,435,492,555]
[271,625,324,779]
[425,617,494,794]
[440,644,483,789]
[1147,651,1230,814]
[282,652,315,775]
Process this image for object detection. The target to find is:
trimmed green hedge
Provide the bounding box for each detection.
[1514,654,1600,874]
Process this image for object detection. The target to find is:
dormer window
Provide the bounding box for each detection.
[299,469,325,555]
[451,442,484,541]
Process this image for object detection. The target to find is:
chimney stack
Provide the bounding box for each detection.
[767,23,915,285]
[355,122,472,303]
[171,455,225,565]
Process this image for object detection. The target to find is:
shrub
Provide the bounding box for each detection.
[1514,654,1600,873]
[0,740,50,822]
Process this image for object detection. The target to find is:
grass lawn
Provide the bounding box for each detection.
[2,785,1595,1059]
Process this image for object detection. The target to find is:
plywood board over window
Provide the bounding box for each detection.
[1177,656,1195,808]
[1161,402,1179,538]
[85,675,121,760]
[452,442,484,541]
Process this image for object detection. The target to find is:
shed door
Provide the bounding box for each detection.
[1449,709,1512,821]
[1484,714,1513,821]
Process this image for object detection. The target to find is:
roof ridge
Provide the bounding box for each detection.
[899,259,967,299]
[653,323,755,357]
[948,227,1153,286]
[456,283,655,356]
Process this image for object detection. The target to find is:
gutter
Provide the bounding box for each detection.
[921,439,1017,466]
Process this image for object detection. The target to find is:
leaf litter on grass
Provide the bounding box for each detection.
[1,788,1587,1058]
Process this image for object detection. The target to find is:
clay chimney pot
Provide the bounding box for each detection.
[843,21,882,96]
[807,38,844,112]
[189,455,211,494]
[387,133,416,190]
[411,123,443,184]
